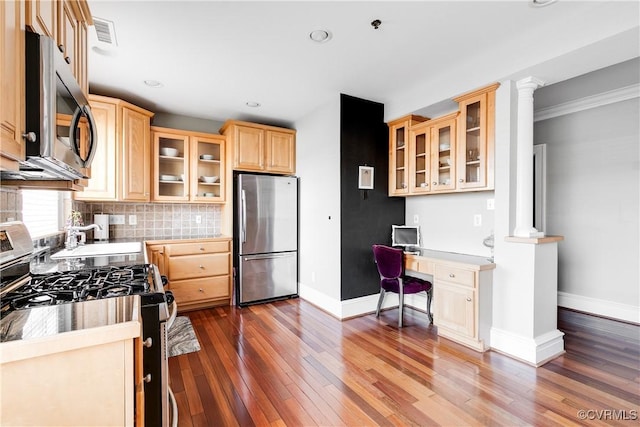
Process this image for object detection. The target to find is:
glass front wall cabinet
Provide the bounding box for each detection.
[430,113,458,192]
[153,130,189,201]
[388,114,428,196]
[454,83,499,191]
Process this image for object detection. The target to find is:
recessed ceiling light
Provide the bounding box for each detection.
[144,80,163,88]
[246,101,261,108]
[309,29,332,43]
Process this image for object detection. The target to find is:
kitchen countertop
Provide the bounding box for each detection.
[30,235,232,273]
[0,295,141,363]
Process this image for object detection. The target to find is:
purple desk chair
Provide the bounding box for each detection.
[372,244,433,328]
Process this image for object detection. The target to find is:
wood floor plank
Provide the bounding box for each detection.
[168,301,640,426]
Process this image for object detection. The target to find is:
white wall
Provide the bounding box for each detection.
[295,96,342,307]
[406,192,495,258]
[533,60,640,321]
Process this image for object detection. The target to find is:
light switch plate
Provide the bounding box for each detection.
[473,214,482,227]
[413,214,419,224]
[487,198,495,210]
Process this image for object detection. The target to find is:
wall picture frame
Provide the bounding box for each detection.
[358,166,374,190]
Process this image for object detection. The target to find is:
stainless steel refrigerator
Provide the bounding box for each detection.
[235,173,298,305]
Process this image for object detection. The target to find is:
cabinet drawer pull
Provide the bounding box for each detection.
[199,288,204,293]
[433,181,437,185]
[199,247,205,251]
[143,337,152,348]
[143,374,152,383]
[449,273,455,278]
[466,297,472,302]
[199,265,205,269]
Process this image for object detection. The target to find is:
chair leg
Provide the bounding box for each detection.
[426,287,433,324]
[398,290,404,328]
[375,289,385,317]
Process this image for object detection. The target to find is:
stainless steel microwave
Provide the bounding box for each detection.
[3,31,97,181]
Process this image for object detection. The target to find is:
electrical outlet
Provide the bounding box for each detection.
[128,215,137,225]
[473,214,482,227]
[195,215,202,224]
[109,214,125,225]
[487,198,495,210]
[413,214,419,224]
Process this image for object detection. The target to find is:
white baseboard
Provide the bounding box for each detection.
[558,291,640,324]
[299,283,401,319]
[490,327,565,366]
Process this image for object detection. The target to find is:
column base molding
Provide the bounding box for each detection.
[490,327,565,366]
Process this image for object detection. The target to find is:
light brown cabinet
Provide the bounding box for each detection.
[404,250,494,352]
[26,0,92,96]
[408,113,458,194]
[388,83,498,197]
[453,83,498,191]
[388,114,428,196]
[161,239,232,312]
[0,0,26,172]
[75,95,154,202]
[220,120,296,174]
[151,127,226,203]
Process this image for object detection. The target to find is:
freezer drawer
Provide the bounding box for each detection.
[238,252,298,305]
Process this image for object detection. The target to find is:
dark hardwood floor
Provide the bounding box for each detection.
[169,299,640,426]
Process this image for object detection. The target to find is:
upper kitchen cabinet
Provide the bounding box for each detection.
[26,0,92,95]
[387,83,498,197]
[388,115,428,196]
[453,83,499,191]
[0,0,25,171]
[151,127,226,203]
[408,113,458,194]
[75,95,154,202]
[220,120,296,175]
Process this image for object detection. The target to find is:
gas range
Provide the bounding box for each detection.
[1,264,164,319]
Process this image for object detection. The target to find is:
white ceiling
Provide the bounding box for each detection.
[87,1,640,127]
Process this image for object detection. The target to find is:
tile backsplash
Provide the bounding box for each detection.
[73,201,222,240]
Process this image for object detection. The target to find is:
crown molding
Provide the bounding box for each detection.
[534,83,639,122]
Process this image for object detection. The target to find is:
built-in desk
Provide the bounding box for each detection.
[404,249,495,352]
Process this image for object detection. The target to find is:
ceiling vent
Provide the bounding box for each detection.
[93,17,118,46]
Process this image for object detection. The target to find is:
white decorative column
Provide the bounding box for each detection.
[514,76,545,238]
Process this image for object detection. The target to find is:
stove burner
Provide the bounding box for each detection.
[1,264,156,317]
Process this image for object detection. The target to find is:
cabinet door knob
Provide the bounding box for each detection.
[432,182,437,185]
[466,297,472,302]
[449,273,455,278]
[199,264,205,269]
[199,288,204,293]
[143,337,152,348]
[199,247,205,251]
[459,179,464,183]
[143,374,152,383]
[22,132,37,142]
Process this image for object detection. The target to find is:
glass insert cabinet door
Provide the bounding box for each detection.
[388,114,428,196]
[153,132,189,201]
[191,136,224,202]
[431,117,457,192]
[454,86,497,190]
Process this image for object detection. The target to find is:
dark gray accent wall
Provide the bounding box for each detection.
[339,94,405,301]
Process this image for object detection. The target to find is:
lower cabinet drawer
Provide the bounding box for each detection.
[170,276,230,303]
[166,240,230,256]
[168,253,230,281]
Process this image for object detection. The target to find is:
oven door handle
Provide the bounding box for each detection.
[167,298,178,331]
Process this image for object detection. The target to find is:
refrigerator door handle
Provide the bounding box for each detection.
[241,189,247,243]
[243,253,294,261]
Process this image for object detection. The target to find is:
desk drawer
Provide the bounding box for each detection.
[404,256,434,275]
[166,240,230,256]
[435,265,474,287]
